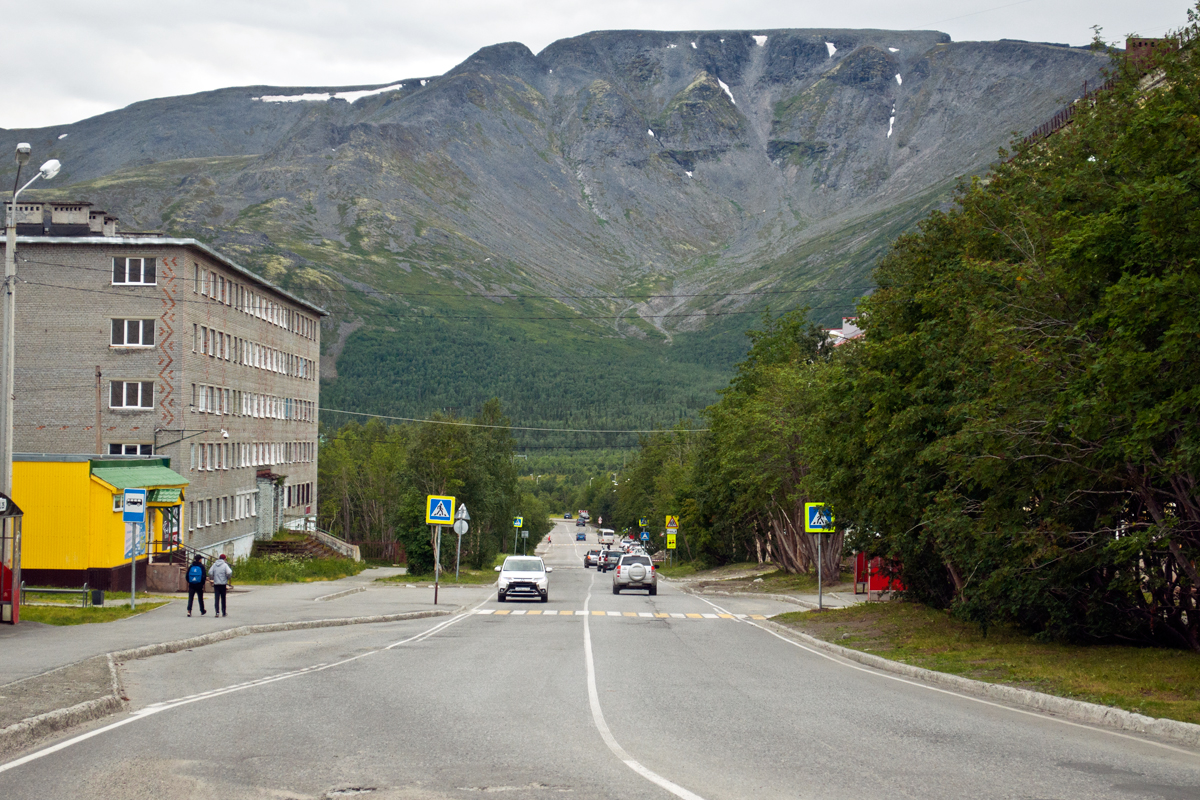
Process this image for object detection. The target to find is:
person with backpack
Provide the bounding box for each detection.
[209,554,233,617]
[186,554,207,616]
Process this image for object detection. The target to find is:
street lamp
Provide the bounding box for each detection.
[2,144,62,497]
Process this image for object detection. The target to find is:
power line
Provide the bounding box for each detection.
[319,406,708,433]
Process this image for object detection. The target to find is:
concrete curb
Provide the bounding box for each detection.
[0,608,455,757]
[314,586,367,602]
[756,618,1200,748]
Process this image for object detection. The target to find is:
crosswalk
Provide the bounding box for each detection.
[474,609,767,620]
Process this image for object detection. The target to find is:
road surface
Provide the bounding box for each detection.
[2,519,1198,799]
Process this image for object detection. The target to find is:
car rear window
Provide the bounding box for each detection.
[621,556,651,566]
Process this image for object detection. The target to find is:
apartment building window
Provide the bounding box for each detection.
[110,380,154,409]
[110,318,155,347]
[193,263,200,293]
[206,499,213,526]
[112,257,156,285]
[108,443,153,456]
[188,501,195,530]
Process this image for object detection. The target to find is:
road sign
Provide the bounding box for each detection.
[665,515,679,530]
[453,519,469,536]
[640,531,649,541]
[123,521,147,559]
[666,533,677,549]
[804,503,835,533]
[639,517,647,528]
[122,488,146,523]
[513,516,523,527]
[521,530,529,538]
[456,503,470,521]
[425,495,455,525]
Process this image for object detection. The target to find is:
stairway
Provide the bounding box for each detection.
[252,535,344,560]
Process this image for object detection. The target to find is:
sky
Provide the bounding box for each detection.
[2,0,1192,130]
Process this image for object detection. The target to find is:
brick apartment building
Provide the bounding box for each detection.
[2,200,325,557]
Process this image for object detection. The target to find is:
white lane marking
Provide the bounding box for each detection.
[639,612,653,617]
[700,614,718,619]
[606,611,621,616]
[0,595,493,774]
[689,595,1200,759]
[583,571,708,800]
[670,613,685,618]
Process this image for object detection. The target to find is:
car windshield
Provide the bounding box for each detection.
[622,556,652,566]
[503,558,544,572]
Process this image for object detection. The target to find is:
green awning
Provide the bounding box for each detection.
[148,488,182,504]
[91,459,188,492]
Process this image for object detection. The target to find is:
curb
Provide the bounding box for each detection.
[0,608,455,757]
[314,586,367,602]
[756,618,1200,748]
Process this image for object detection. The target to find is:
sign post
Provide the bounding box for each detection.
[123,488,147,610]
[453,504,470,581]
[521,529,529,555]
[665,515,679,566]
[512,516,522,554]
[426,495,456,605]
[804,503,836,610]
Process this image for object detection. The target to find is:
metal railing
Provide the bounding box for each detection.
[21,581,90,607]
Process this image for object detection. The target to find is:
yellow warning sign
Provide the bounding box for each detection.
[666,533,677,549]
[665,515,679,529]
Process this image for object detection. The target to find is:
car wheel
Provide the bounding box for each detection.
[497,591,506,602]
[541,592,548,603]
[649,586,657,596]
[612,584,620,595]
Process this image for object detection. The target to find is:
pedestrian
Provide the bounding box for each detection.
[209,553,233,617]
[186,554,206,617]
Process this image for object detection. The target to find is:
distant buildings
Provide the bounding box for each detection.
[827,316,862,347]
[2,200,325,567]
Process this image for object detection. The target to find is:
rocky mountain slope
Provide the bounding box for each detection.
[1,29,1109,435]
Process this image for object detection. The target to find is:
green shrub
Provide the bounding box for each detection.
[233,555,367,584]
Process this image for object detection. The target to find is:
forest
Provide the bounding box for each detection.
[608,28,1200,651]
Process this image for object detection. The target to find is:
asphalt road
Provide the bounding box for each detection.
[2,519,1199,799]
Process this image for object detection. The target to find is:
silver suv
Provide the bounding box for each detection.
[495,556,552,602]
[612,554,657,595]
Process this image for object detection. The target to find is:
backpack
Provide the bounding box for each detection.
[187,564,205,585]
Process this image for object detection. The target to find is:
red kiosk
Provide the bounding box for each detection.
[854,552,904,599]
[0,492,24,624]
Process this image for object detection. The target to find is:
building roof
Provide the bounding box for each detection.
[90,459,189,491]
[8,235,328,317]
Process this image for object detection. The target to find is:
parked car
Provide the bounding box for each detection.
[564,513,572,519]
[598,549,623,573]
[584,549,601,568]
[612,553,657,595]
[495,556,552,602]
[575,532,587,541]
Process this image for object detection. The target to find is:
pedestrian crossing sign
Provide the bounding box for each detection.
[804,503,835,533]
[513,516,523,527]
[426,495,456,525]
[639,517,648,528]
[665,515,679,530]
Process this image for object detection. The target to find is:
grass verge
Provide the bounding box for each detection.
[20,602,169,625]
[377,567,497,585]
[233,555,367,584]
[774,601,1200,725]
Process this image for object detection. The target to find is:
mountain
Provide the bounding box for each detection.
[0,29,1109,448]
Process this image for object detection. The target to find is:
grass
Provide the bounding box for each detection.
[774,601,1200,725]
[377,567,497,585]
[22,589,175,606]
[656,563,700,578]
[20,602,169,625]
[233,555,368,584]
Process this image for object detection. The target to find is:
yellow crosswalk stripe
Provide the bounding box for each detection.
[750,615,766,620]
[685,613,703,618]
[623,612,639,616]
[494,610,511,615]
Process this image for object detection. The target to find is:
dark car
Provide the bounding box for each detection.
[584,549,601,568]
[564,513,572,519]
[576,532,587,541]
[598,549,622,573]
[575,518,586,527]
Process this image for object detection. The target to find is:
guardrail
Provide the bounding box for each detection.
[21,581,90,608]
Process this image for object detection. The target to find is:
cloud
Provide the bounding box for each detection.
[0,0,1188,129]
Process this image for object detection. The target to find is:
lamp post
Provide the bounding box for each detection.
[2,144,61,497]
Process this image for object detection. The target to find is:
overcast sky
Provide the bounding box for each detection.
[2,0,1191,129]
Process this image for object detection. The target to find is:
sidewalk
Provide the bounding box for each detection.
[0,568,490,683]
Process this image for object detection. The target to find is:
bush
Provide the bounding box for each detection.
[233,554,367,584]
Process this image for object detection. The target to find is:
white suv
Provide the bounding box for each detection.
[495,556,552,602]
[612,554,657,595]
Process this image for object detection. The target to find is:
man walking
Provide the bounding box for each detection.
[186,554,206,617]
[209,554,233,617]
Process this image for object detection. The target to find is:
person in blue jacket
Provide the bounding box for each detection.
[186,554,207,616]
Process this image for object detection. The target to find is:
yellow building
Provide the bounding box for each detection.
[15,455,187,590]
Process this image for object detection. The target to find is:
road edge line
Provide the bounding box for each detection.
[0,608,456,757]
[754,617,1200,748]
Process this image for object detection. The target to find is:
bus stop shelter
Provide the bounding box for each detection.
[0,492,25,624]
